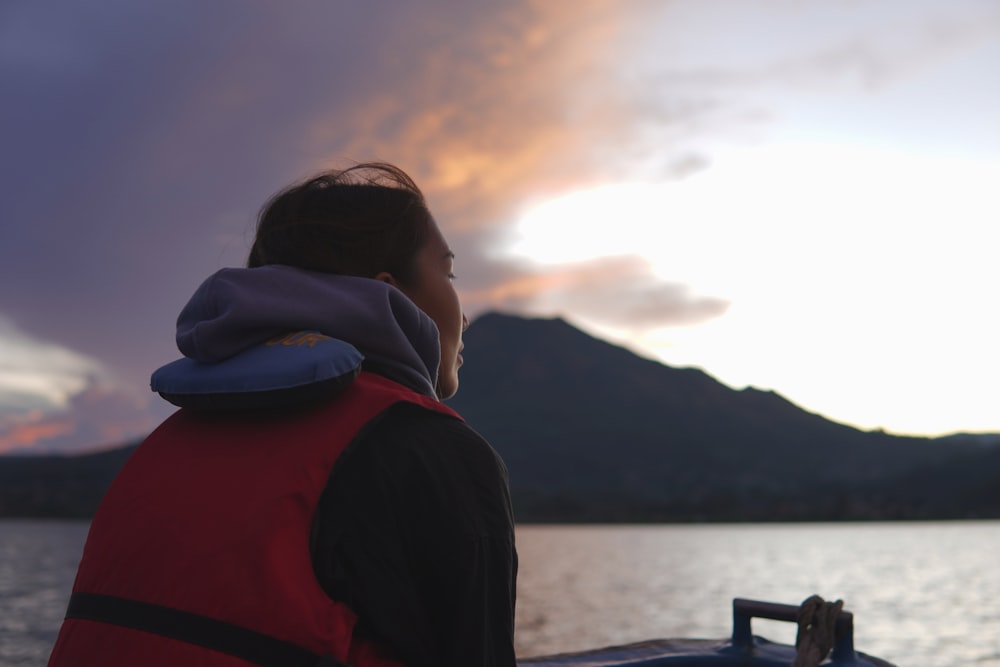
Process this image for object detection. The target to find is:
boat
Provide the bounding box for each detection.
[519,597,896,666]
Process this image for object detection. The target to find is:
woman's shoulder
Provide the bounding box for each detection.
[363,400,502,467]
[331,399,514,533]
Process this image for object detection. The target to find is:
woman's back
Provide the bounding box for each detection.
[47,163,517,667]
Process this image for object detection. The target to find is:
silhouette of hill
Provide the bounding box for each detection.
[446,313,995,521]
[0,443,138,517]
[1,312,997,521]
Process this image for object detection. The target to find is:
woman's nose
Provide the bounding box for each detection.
[461,313,469,331]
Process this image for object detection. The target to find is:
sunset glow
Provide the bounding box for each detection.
[508,143,1000,435]
[2,0,998,450]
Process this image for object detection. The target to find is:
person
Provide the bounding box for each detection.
[47,163,518,667]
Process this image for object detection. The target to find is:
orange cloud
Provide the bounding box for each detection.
[112,2,723,337]
[302,1,722,321]
[0,371,161,454]
[330,1,673,229]
[0,417,75,454]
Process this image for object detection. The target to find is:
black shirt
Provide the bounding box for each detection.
[310,401,518,667]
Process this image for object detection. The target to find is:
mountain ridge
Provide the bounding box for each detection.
[2,311,997,522]
[448,312,998,520]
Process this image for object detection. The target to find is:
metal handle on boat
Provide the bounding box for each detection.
[731,598,856,661]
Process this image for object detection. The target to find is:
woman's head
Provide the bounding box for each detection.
[248,163,466,399]
[248,163,431,284]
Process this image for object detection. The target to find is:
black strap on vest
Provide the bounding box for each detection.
[66,592,349,667]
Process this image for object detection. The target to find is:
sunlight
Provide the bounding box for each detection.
[511,142,996,298]
[506,142,1000,435]
[512,184,677,264]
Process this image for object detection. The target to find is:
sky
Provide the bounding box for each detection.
[1,0,998,454]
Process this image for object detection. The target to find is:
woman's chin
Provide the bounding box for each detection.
[436,374,459,400]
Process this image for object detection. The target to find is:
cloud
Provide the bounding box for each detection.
[0,315,104,411]
[0,385,161,455]
[0,382,162,455]
[326,1,694,222]
[297,1,724,316]
[8,0,992,448]
[0,1,737,456]
[0,315,160,453]
[0,412,75,454]
[462,256,730,328]
[645,2,1000,94]
[0,0,718,339]
[34,1,715,338]
[763,10,1000,92]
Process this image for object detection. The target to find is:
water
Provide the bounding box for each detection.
[3,520,999,666]
[514,522,1000,666]
[0,521,88,667]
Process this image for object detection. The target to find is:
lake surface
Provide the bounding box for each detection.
[2,520,998,666]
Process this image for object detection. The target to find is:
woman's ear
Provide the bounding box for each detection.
[373,271,399,287]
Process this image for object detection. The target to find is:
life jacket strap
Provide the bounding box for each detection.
[66,592,349,667]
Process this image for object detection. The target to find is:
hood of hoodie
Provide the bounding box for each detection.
[175,265,441,396]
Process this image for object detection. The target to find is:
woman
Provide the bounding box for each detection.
[48,164,518,667]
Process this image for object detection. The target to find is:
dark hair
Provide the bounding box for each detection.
[247,162,432,285]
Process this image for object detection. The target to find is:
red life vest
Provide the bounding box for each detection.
[48,372,460,667]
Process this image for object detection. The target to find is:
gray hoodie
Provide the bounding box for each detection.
[167,264,442,397]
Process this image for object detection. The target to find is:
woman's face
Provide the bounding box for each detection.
[394,219,467,399]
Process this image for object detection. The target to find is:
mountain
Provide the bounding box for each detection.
[0,443,138,518]
[447,312,1000,521]
[2,312,998,522]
